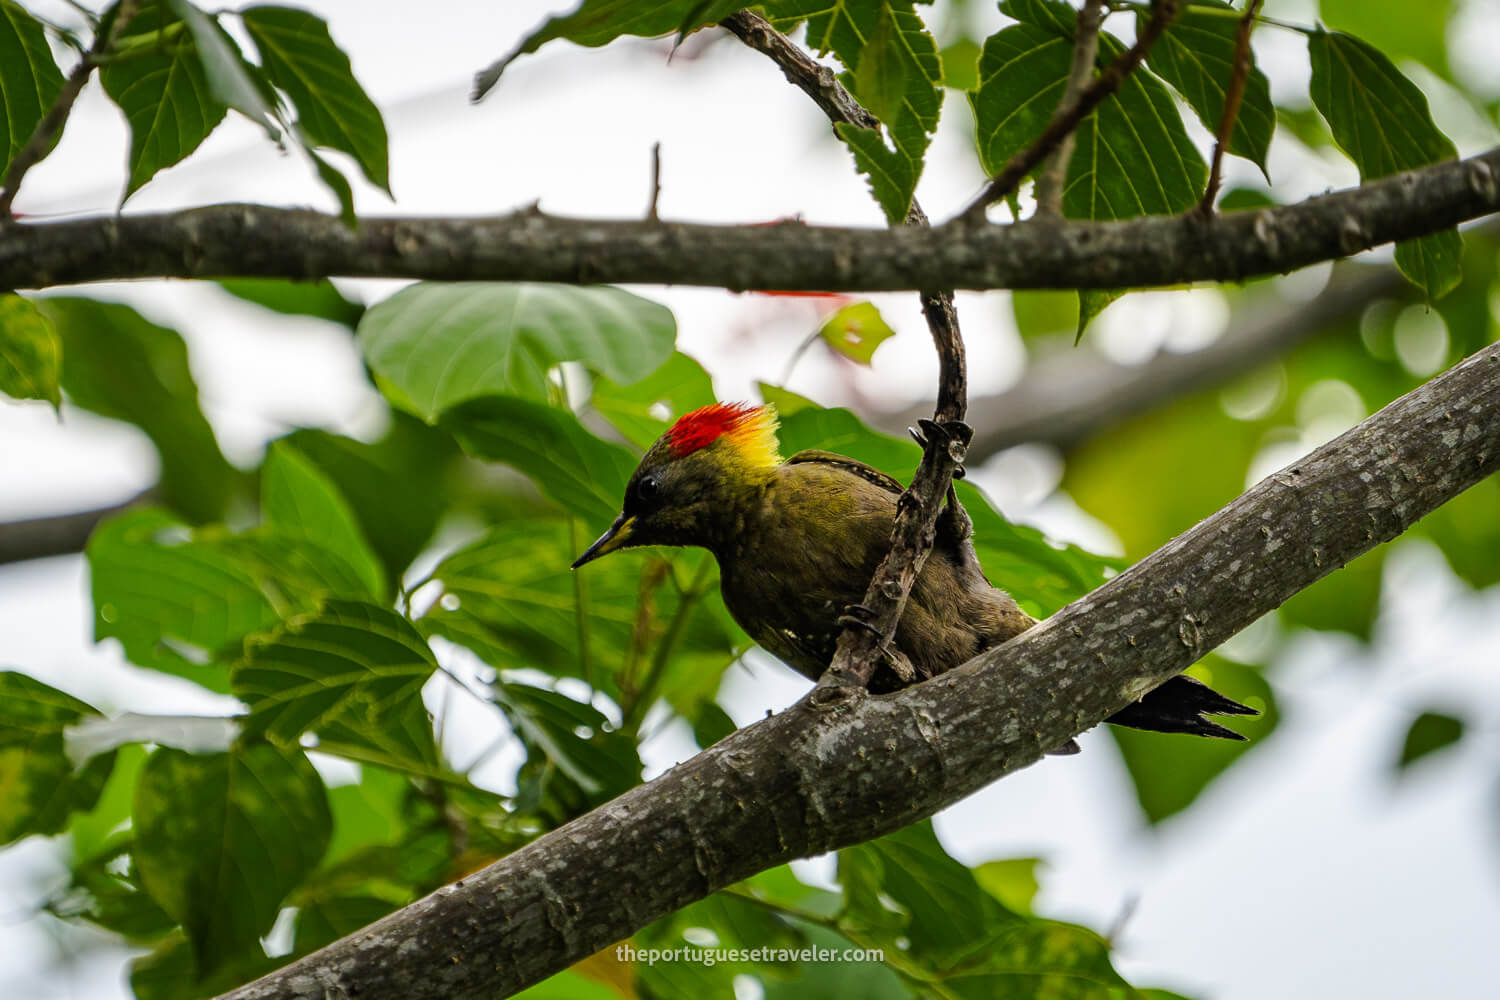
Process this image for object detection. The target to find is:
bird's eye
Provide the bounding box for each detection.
[635,476,661,504]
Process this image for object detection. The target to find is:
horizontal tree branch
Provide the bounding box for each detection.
[218,340,1500,1000]
[3,149,1498,293]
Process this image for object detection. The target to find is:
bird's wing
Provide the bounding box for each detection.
[784,449,975,562]
[785,450,905,495]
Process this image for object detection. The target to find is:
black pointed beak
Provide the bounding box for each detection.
[571,514,635,569]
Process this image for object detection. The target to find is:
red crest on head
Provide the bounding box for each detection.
[666,403,759,456]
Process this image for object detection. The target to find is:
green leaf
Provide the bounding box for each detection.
[970,19,1071,178]
[60,823,177,943]
[240,5,390,193]
[974,5,1207,222]
[129,931,280,1000]
[280,418,456,584]
[309,143,357,226]
[756,381,818,417]
[589,351,716,450]
[839,822,1132,989]
[0,0,65,177]
[638,888,812,997]
[1064,33,1207,221]
[1141,0,1274,178]
[819,301,896,365]
[100,2,228,198]
[87,507,377,688]
[783,0,940,222]
[1319,0,1452,81]
[472,0,745,99]
[263,442,387,600]
[939,37,980,91]
[1396,710,1463,770]
[68,742,148,862]
[323,764,410,865]
[0,672,114,845]
[87,508,270,689]
[495,680,643,817]
[164,0,279,139]
[0,293,61,408]
[1111,658,1278,823]
[1308,29,1461,299]
[358,282,677,421]
[41,297,235,523]
[133,740,330,977]
[972,858,1042,915]
[441,395,640,531]
[1077,287,1124,340]
[855,7,909,125]
[424,519,741,714]
[835,121,926,224]
[291,886,406,955]
[217,277,364,327]
[1011,289,1077,340]
[233,601,438,770]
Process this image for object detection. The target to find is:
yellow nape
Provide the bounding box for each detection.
[724,403,782,468]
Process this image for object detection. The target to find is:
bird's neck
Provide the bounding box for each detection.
[695,463,776,561]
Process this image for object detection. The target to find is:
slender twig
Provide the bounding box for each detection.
[722,9,969,689]
[1198,0,1264,215]
[645,141,663,222]
[961,0,1180,220]
[0,0,139,218]
[1035,0,1108,217]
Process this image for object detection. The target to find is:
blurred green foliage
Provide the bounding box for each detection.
[0,0,1496,998]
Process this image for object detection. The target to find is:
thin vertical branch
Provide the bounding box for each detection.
[1198,0,1264,215]
[1035,0,1108,217]
[720,9,968,688]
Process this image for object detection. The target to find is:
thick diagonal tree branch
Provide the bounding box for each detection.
[2,148,1496,292]
[218,341,1500,1000]
[722,9,969,688]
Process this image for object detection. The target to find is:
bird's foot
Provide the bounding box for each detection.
[881,645,918,684]
[836,604,884,637]
[909,418,974,479]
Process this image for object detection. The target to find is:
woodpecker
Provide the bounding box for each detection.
[573,402,1255,740]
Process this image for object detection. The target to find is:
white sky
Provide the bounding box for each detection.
[2,2,1499,999]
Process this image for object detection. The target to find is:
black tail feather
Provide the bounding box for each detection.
[1105,674,1258,740]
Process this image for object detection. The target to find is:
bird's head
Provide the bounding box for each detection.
[572,402,781,567]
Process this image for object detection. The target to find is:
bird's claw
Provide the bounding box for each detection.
[911,418,973,479]
[837,603,887,638]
